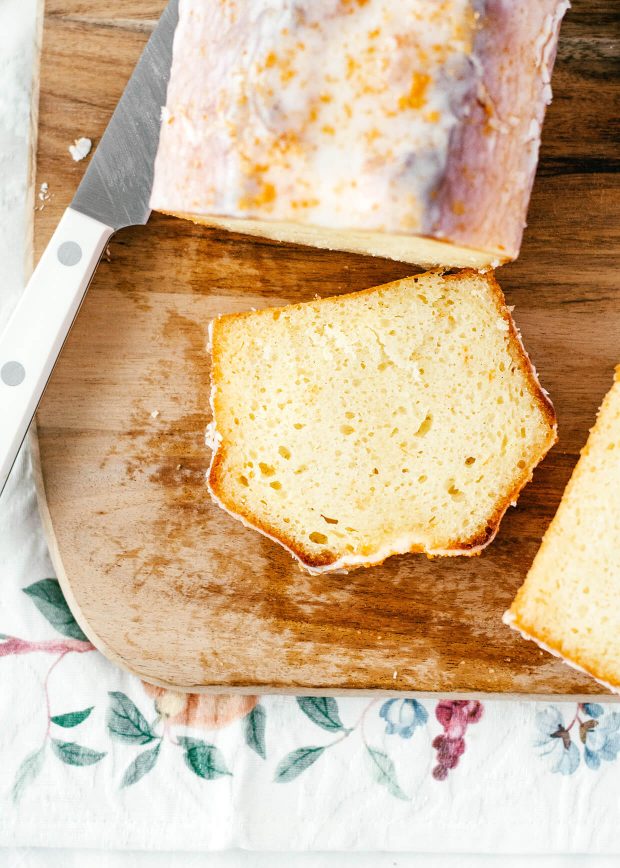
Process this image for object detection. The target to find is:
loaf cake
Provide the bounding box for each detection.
[505,367,620,692]
[206,270,557,574]
[150,0,569,269]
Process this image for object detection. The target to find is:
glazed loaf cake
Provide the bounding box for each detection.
[505,367,620,692]
[150,0,569,269]
[206,270,557,574]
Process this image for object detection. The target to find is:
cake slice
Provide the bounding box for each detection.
[150,0,569,269]
[207,270,556,574]
[505,367,620,692]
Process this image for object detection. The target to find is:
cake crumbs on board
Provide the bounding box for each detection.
[68,137,92,162]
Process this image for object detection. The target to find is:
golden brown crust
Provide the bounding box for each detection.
[474,269,558,434]
[506,365,620,688]
[208,269,557,572]
[508,611,620,691]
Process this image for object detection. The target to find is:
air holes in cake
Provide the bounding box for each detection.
[309,531,328,545]
[270,481,282,490]
[294,423,304,430]
[414,413,432,437]
[249,413,255,421]
[417,294,428,304]
[341,424,355,435]
[418,474,427,483]
[520,427,526,439]
[517,459,526,469]
[499,361,506,372]
[345,411,355,419]
[279,446,291,459]
[295,465,308,474]
[239,475,249,487]
[272,311,281,321]
[234,417,240,425]
[465,456,476,466]
[497,396,504,405]
[447,481,465,501]
[259,462,276,476]
[321,515,339,525]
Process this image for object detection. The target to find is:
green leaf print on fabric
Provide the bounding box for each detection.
[121,742,162,787]
[107,692,156,744]
[297,697,347,732]
[12,746,45,803]
[51,740,106,766]
[23,579,88,641]
[274,746,326,782]
[51,707,94,728]
[177,737,232,780]
[244,703,267,759]
[365,746,409,800]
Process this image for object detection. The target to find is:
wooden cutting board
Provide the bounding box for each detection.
[33,0,619,696]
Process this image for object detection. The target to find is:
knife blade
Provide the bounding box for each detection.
[0,0,178,497]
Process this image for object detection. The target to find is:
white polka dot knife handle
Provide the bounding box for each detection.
[0,207,113,496]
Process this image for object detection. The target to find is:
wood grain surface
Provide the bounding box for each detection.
[33,0,619,695]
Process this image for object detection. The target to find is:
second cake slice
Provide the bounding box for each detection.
[207,270,556,573]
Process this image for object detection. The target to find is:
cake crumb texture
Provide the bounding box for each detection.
[508,366,620,690]
[208,270,556,573]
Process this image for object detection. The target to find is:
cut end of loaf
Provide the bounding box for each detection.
[506,366,620,693]
[206,269,556,574]
[161,211,507,270]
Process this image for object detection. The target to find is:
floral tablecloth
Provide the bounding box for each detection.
[2,0,620,856]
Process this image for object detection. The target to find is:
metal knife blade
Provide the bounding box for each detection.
[0,0,179,497]
[72,0,178,229]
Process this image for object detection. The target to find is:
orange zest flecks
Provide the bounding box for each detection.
[425,110,440,123]
[280,64,296,83]
[398,72,431,111]
[238,182,276,211]
[291,198,320,210]
[346,55,360,78]
[452,200,465,216]
[263,49,296,83]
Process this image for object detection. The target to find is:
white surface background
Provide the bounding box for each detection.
[0,0,617,864]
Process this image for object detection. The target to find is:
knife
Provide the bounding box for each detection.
[0,0,178,497]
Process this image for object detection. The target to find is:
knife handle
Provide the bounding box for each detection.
[0,207,114,497]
